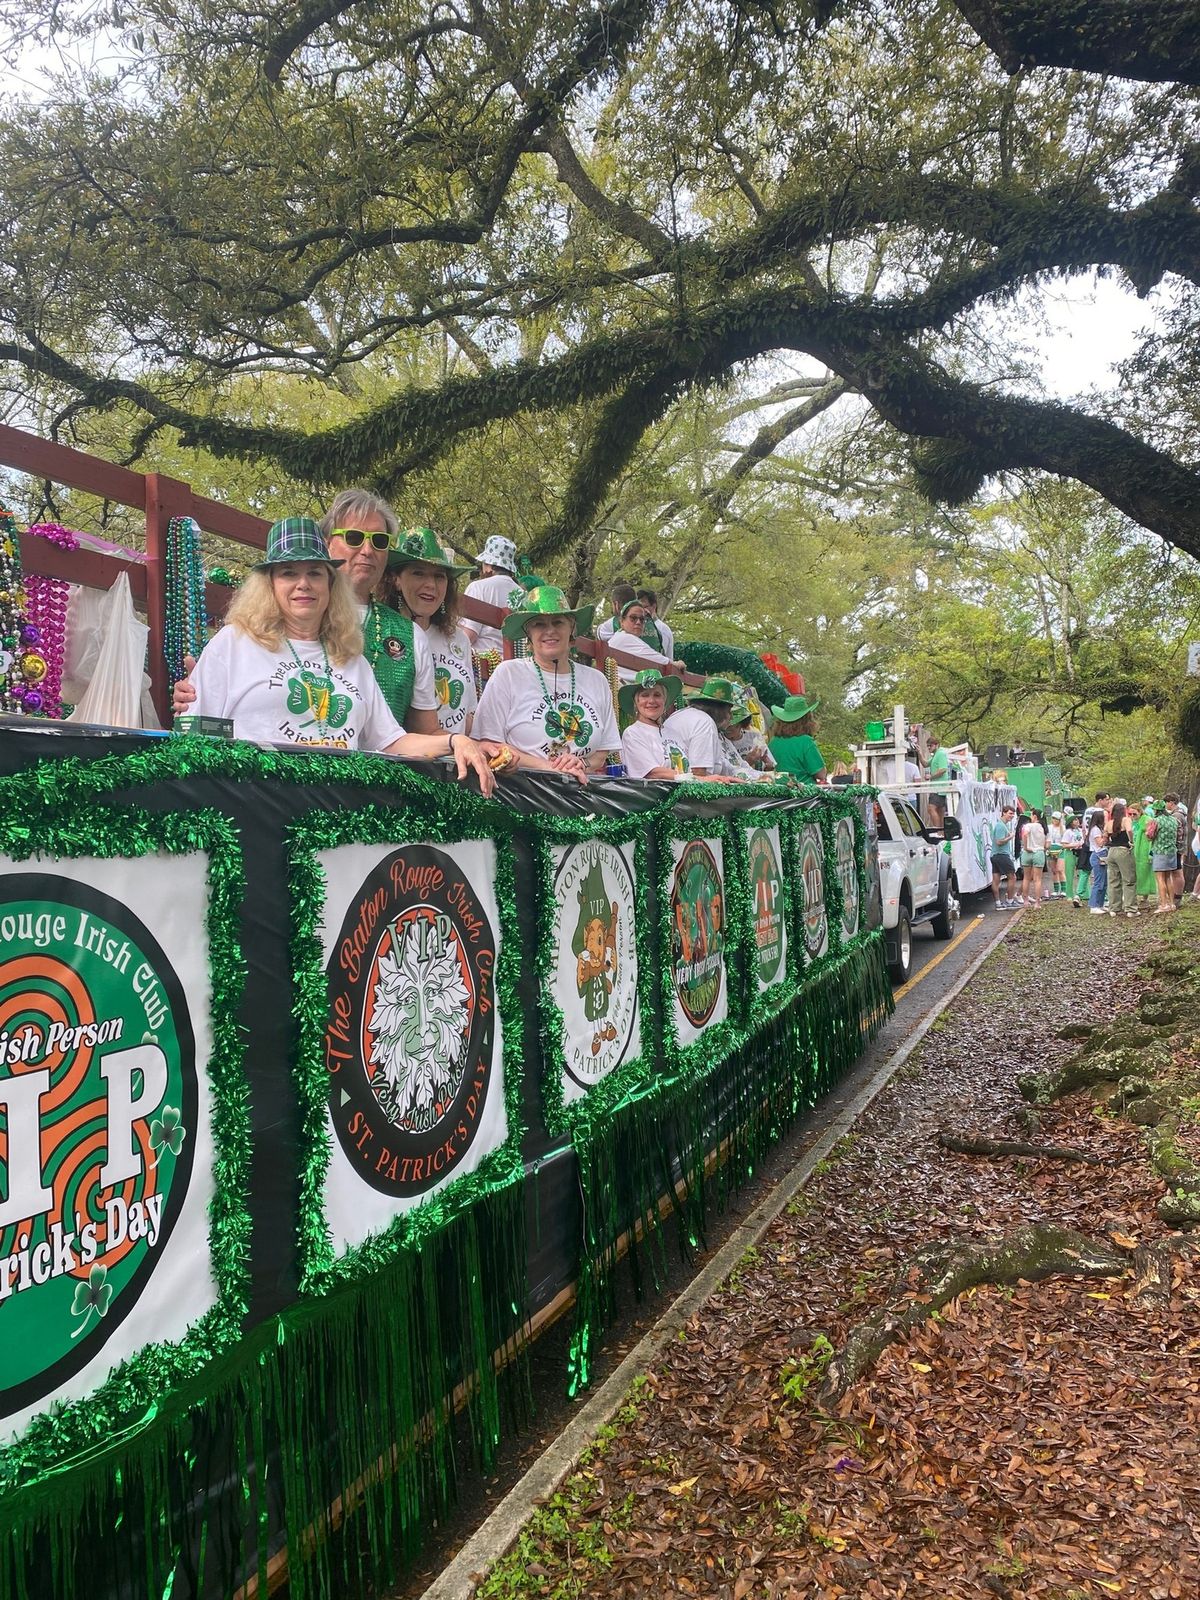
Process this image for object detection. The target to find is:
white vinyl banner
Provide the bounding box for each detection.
[0,852,216,1445]
[747,825,788,993]
[317,839,507,1255]
[797,821,829,965]
[550,840,641,1107]
[667,836,728,1045]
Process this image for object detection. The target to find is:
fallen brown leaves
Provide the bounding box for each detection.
[478,908,1200,1599]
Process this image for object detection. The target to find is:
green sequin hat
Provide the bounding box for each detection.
[388,525,472,576]
[253,517,344,570]
[686,676,739,707]
[729,687,757,725]
[618,666,683,719]
[770,692,821,723]
[501,584,596,641]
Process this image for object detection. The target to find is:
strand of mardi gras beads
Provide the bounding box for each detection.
[0,506,41,714]
[25,522,81,718]
[165,515,208,684]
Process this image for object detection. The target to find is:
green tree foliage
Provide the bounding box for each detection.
[0,0,1198,559]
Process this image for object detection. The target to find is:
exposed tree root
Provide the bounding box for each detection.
[1019,1048,1153,1105]
[937,1130,1105,1166]
[818,1225,1128,1406]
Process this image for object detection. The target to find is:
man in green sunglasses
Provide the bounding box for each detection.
[320,490,440,732]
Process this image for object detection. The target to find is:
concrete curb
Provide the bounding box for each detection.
[418,910,1019,1600]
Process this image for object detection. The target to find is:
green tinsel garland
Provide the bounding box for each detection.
[0,738,888,1598]
[677,641,790,706]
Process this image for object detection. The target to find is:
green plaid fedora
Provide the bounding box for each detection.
[253,517,344,570]
[388,525,472,576]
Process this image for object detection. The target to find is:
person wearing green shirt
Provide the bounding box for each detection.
[926,734,950,825]
[768,694,826,782]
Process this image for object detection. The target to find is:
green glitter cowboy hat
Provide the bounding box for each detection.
[618,666,684,719]
[253,516,344,570]
[686,676,739,707]
[388,525,472,576]
[770,692,821,723]
[501,584,596,641]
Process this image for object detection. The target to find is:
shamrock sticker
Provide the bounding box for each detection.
[149,1105,186,1166]
[70,1264,113,1338]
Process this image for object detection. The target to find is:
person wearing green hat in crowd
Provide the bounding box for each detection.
[473,585,621,782]
[663,677,760,779]
[387,526,478,736]
[619,668,692,779]
[185,518,498,791]
[767,695,827,782]
[174,487,441,732]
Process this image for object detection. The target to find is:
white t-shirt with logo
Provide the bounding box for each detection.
[605,630,671,684]
[354,601,437,711]
[473,657,620,763]
[461,572,524,656]
[620,719,690,779]
[190,626,404,750]
[662,705,722,774]
[424,622,478,734]
[597,614,674,654]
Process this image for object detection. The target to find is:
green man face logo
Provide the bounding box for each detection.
[287,669,352,730]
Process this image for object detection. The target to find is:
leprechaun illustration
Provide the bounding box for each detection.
[572,860,619,1055]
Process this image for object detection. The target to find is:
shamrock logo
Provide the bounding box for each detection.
[70,1264,113,1339]
[545,702,592,747]
[286,670,352,730]
[401,533,425,557]
[149,1105,186,1167]
[435,666,464,710]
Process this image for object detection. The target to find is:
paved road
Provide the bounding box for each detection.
[893,885,1012,1021]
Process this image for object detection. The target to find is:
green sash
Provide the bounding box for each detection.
[363,602,417,722]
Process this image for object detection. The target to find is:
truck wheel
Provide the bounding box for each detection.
[931,875,956,940]
[887,904,912,983]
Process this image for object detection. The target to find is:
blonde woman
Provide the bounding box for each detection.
[187,517,497,792]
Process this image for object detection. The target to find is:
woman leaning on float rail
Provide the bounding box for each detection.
[183,518,499,794]
[471,585,621,784]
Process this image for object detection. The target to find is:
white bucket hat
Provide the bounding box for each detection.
[473,535,518,574]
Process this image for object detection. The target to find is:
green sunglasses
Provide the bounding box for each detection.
[329,527,392,551]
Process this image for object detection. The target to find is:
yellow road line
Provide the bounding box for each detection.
[891,912,988,1001]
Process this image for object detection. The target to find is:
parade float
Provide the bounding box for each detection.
[0,427,890,1600]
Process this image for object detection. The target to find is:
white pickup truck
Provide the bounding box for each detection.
[874,790,960,982]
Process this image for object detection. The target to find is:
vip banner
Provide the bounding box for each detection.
[667,836,728,1045]
[0,851,217,1446]
[316,837,509,1256]
[549,840,641,1108]
[797,820,829,965]
[836,816,860,942]
[747,824,788,993]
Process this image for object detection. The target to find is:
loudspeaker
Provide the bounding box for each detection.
[983,744,1008,768]
[1025,749,1045,767]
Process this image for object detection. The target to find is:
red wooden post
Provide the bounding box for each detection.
[144,474,191,726]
